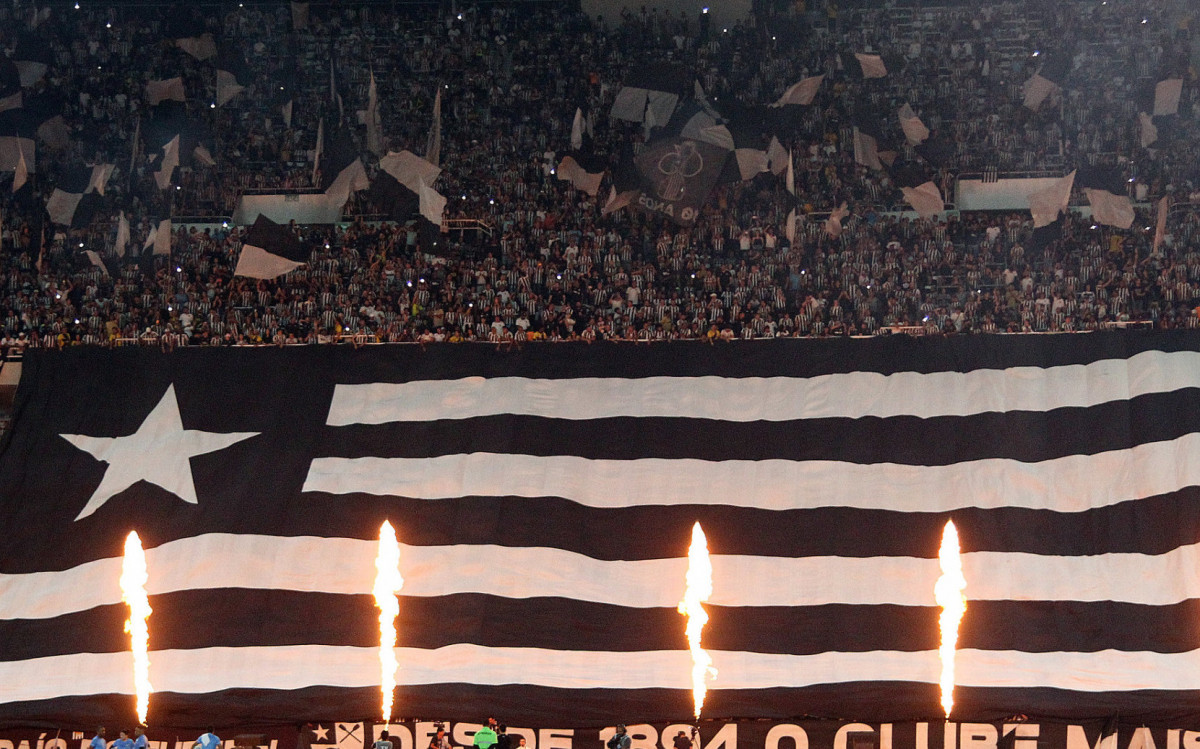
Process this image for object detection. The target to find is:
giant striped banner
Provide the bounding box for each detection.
[3,335,1200,729]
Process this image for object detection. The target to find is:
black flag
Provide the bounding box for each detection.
[233,214,310,279]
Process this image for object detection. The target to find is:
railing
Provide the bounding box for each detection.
[1168,201,1200,218]
[240,187,324,196]
[172,216,234,227]
[442,218,495,238]
[0,320,1173,352]
[956,169,1067,181]
[110,332,385,347]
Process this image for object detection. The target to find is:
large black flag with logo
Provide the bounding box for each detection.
[5,337,1200,728]
[633,137,728,224]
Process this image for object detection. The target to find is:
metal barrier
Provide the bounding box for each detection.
[442,218,495,238]
[956,170,1065,181]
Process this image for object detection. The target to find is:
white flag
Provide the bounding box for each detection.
[1023,74,1058,111]
[84,250,109,276]
[735,148,769,181]
[1139,112,1158,148]
[772,75,823,107]
[898,104,930,145]
[311,118,324,186]
[216,70,245,107]
[556,156,603,197]
[602,186,637,216]
[824,202,850,238]
[154,135,180,190]
[1028,171,1076,228]
[193,145,216,167]
[1153,196,1169,252]
[88,163,114,196]
[380,150,441,193]
[12,148,27,193]
[145,78,186,107]
[767,137,788,175]
[571,108,585,151]
[153,219,172,256]
[1084,189,1134,230]
[786,149,795,196]
[853,128,882,171]
[418,177,446,225]
[114,211,129,257]
[900,181,944,220]
[175,33,217,61]
[854,53,887,78]
[1153,79,1183,117]
[366,71,383,156]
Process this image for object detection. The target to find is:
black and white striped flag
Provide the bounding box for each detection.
[3,336,1200,729]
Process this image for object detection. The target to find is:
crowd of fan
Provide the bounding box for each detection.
[7,200,1200,349]
[0,0,1198,349]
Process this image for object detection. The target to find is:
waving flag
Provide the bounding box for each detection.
[1153,79,1183,116]
[215,45,249,107]
[6,338,1200,729]
[557,153,605,197]
[634,137,729,224]
[898,104,930,145]
[853,53,888,78]
[13,34,51,87]
[320,121,368,209]
[772,75,823,107]
[610,64,690,124]
[146,78,186,107]
[234,214,310,279]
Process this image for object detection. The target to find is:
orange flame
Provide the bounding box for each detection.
[677,522,716,720]
[120,531,152,725]
[934,520,967,718]
[373,520,404,722]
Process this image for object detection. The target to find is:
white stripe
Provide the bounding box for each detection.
[5,534,1200,622]
[303,432,1200,514]
[325,349,1200,424]
[1,645,1199,704]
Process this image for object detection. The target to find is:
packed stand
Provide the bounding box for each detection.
[0,0,1197,349]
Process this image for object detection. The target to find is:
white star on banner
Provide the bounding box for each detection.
[61,384,259,520]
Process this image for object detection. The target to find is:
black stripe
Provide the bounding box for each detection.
[8,486,1200,576]
[4,684,1200,730]
[280,490,1200,558]
[5,594,1199,662]
[18,331,1200,388]
[321,387,1200,466]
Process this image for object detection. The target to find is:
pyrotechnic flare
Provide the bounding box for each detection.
[935,520,967,718]
[678,521,716,720]
[374,520,404,722]
[120,531,153,725]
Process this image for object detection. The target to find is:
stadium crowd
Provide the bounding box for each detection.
[0,0,1198,348]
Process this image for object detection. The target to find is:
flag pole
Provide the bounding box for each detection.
[128,115,140,195]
